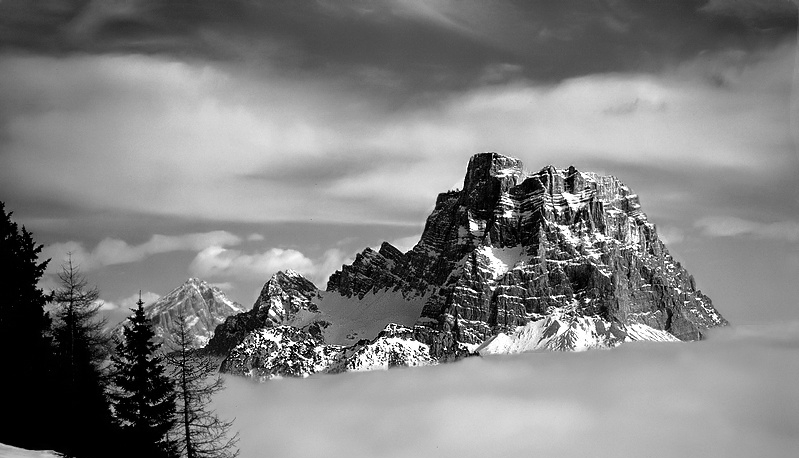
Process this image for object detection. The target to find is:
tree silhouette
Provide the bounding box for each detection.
[0,202,54,450]
[112,294,178,458]
[50,255,118,458]
[166,308,239,458]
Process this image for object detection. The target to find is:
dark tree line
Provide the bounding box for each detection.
[0,202,238,458]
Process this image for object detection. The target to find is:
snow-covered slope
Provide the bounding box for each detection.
[342,326,437,372]
[220,323,443,380]
[0,443,62,458]
[220,326,344,380]
[476,313,679,355]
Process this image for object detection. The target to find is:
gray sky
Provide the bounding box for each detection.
[1,0,797,326]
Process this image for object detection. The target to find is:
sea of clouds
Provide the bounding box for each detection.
[214,322,799,458]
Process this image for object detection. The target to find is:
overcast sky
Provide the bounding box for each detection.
[1,0,798,327]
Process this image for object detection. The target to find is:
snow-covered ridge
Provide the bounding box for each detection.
[221,323,442,380]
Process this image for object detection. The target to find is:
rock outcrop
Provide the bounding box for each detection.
[204,270,318,355]
[335,153,725,343]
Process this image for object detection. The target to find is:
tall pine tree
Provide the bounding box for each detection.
[51,256,118,458]
[0,202,55,450]
[112,294,177,458]
[166,308,239,458]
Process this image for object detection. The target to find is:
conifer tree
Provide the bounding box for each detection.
[0,202,54,450]
[112,294,178,458]
[51,256,118,458]
[166,309,239,458]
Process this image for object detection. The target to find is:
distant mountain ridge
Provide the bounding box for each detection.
[206,152,727,379]
[114,278,247,349]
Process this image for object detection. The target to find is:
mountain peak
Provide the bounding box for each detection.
[463,152,524,185]
[465,152,523,176]
[462,152,524,215]
[118,278,247,349]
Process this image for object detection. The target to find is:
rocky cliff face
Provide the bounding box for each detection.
[118,278,247,349]
[210,152,727,379]
[204,270,317,355]
[323,153,725,345]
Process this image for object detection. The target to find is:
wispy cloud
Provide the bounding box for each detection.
[42,231,242,272]
[700,0,797,21]
[189,246,352,287]
[655,226,685,245]
[189,247,314,281]
[246,233,265,242]
[696,216,799,242]
[390,234,422,253]
[100,291,161,313]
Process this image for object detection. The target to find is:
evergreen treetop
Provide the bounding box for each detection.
[0,201,55,450]
[50,256,118,458]
[112,295,177,458]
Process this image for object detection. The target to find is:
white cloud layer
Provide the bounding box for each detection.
[390,234,422,253]
[41,231,242,273]
[100,291,161,312]
[215,322,799,458]
[189,247,351,287]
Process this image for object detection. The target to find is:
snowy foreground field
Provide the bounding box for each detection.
[215,323,799,458]
[0,444,61,458]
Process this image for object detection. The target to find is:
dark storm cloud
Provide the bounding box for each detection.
[701,0,798,23]
[1,0,795,95]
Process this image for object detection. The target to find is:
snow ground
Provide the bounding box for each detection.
[0,444,61,458]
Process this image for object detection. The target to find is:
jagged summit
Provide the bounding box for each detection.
[208,152,727,379]
[406,153,725,342]
[461,152,525,213]
[116,278,247,349]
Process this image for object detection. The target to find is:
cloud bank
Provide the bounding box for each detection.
[1,41,795,227]
[215,323,799,458]
[99,290,161,312]
[41,229,353,291]
[189,247,351,288]
[41,231,242,273]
